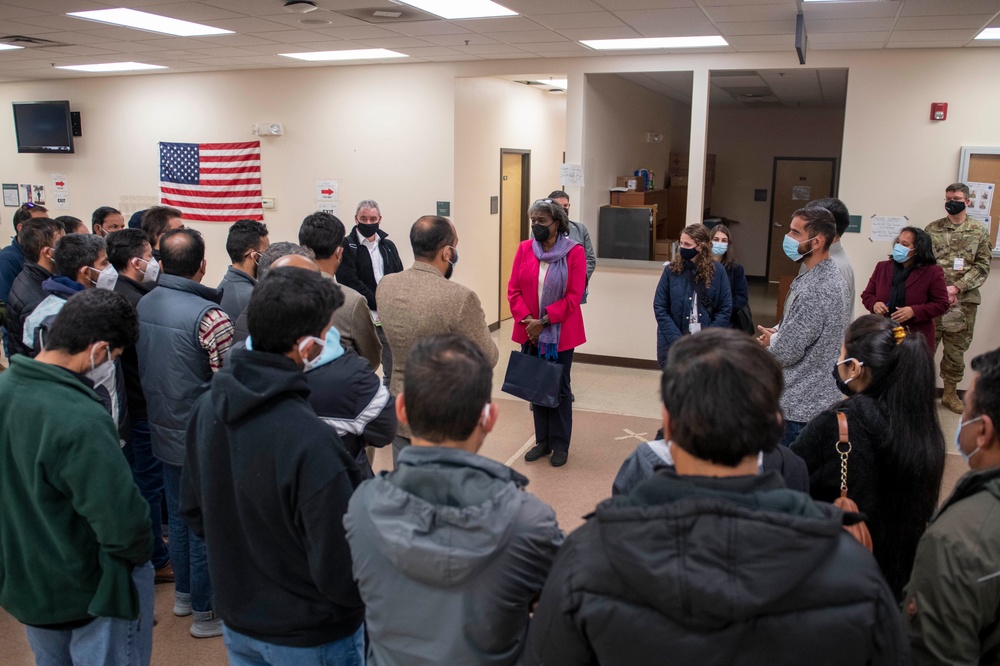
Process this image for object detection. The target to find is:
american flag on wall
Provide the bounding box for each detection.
[158,141,263,222]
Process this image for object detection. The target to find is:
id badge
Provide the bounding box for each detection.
[689,322,702,334]
[954,257,965,271]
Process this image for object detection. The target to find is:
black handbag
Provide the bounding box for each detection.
[501,349,564,408]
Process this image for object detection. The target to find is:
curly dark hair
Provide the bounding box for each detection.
[670,223,715,287]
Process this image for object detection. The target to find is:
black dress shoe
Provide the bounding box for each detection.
[550,451,568,467]
[524,443,551,462]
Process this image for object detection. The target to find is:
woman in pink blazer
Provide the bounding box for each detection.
[507,198,587,467]
[861,226,949,353]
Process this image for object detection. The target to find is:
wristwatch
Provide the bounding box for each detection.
[541,315,550,327]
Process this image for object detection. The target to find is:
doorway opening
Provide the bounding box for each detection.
[767,157,837,280]
[499,149,530,322]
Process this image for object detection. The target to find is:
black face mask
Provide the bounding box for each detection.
[832,365,857,397]
[679,247,699,262]
[357,222,379,238]
[945,200,966,215]
[531,224,550,243]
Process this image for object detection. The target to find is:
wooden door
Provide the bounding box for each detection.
[767,158,836,281]
[500,150,528,321]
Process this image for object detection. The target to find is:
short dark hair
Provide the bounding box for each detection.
[141,205,182,246]
[806,197,850,237]
[792,206,836,251]
[528,199,570,236]
[548,190,569,201]
[299,212,345,260]
[404,333,492,443]
[127,209,146,230]
[662,329,783,466]
[106,229,151,271]
[247,267,341,353]
[159,228,204,278]
[20,218,63,263]
[14,202,48,229]
[947,182,971,198]
[225,219,269,263]
[898,226,936,267]
[971,348,1000,430]
[258,242,315,281]
[410,216,454,261]
[54,234,105,281]
[54,216,85,235]
[44,289,139,354]
[91,206,121,233]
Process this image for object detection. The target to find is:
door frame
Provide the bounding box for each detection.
[498,148,531,322]
[765,156,838,281]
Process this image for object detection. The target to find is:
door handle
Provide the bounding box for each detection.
[773,223,783,227]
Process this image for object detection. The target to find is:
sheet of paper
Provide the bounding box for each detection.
[54,193,70,209]
[966,182,994,239]
[559,163,584,188]
[869,215,908,242]
[317,200,339,216]
[51,173,69,193]
[2,184,18,207]
[315,179,339,201]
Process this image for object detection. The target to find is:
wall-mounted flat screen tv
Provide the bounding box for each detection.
[13,101,74,154]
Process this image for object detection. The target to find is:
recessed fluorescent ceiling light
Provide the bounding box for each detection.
[539,79,567,89]
[279,49,409,61]
[0,44,24,51]
[56,62,168,72]
[67,8,233,37]
[975,27,1000,39]
[581,36,728,50]
[398,0,516,20]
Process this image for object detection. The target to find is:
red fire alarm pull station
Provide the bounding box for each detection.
[931,103,948,121]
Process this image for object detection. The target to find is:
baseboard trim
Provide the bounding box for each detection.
[488,321,501,333]
[575,353,660,370]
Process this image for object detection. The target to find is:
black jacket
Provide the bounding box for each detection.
[524,470,908,666]
[792,394,942,601]
[114,275,154,420]
[6,262,51,358]
[335,226,403,311]
[305,351,396,479]
[180,348,364,647]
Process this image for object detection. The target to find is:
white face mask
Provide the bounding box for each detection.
[137,257,159,284]
[86,342,115,388]
[298,336,326,372]
[89,264,119,291]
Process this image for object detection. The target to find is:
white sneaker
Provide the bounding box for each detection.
[173,593,192,617]
[190,612,223,639]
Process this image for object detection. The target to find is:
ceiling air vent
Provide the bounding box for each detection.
[0,35,73,48]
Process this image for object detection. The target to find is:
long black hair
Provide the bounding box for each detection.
[844,314,945,549]
[897,226,936,267]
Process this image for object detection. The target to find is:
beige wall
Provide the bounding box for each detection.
[2,48,998,385]
[707,106,846,277]
[453,76,566,323]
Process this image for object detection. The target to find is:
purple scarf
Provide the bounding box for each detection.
[533,235,576,359]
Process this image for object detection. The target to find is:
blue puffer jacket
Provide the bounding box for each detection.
[653,260,732,367]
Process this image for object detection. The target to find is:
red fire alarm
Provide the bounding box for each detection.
[930,102,948,121]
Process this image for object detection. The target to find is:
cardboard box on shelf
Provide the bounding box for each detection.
[615,175,645,191]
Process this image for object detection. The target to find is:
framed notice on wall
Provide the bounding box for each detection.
[958,146,1000,257]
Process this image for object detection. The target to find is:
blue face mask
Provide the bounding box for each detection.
[304,325,345,371]
[955,415,982,462]
[892,244,912,264]
[711,241,728,256]
[782,234,815,262]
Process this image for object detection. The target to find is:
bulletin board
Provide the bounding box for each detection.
[958,146,1000,257]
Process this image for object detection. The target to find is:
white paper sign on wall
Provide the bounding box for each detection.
[869,215,908,242]
[317,200,339,216]
[316,180,339,200]
[559,164,584,188]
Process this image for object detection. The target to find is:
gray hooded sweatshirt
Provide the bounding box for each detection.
[344,445,564,666]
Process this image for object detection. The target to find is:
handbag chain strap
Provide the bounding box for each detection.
[836,412,851,493]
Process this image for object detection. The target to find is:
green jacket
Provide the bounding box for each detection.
[903,466,1000,665]
[0,355,152,625]
[925,216,992,305]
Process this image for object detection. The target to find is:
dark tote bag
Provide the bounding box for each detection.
[501,350,564,408]
[733,304,755,335]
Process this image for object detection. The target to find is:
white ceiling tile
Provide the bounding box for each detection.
[202,17,301,33]
[895,14,995,30]
[801,1,902,20]
[716,20,796,36]
[35,44,117,56]
[536,49,603,57]
[501,0,604,12]
[812,41,887,50]
[391,45,463,56]
[555,26,643,39]
[615,8,719,34]
[420,54,483,61]
[478,51,541,59]
[450,42,528,55]
[698,0,795,5]
[22,30,108,45]
[889,29,977,41]
[702,4,798,23]
[356,35,434,48]
[481,30,570,44]
[18,13,115,31]
[809,31,890,44]
[195,34,282,46]
[129,2,246,21]
[288,40,367,51]
[181,46,266,57]
[248,13,369,29]
[723,34,793,48]
[381,21,471,36]
[594,0,695,8]
[309,25,407,40]
[807,18,897,33]
[446,16,545,32]
[0,21,66,36]
[527,40,591,52]
[886,41,970,48]
[0,5,47,20]
[243,30,336,44]
[1,0,107,11]
[899,0,1000,16]
[532,12,625,29]
[423,33,502,46]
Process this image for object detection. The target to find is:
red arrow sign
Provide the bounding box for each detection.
[320,188,334,196]
[55,181,65,187]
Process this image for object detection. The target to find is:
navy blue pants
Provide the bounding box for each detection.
[524,344,575,453]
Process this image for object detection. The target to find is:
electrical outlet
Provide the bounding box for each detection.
[261,197,275,210]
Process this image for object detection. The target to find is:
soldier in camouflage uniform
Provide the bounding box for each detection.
[925,182,992,413]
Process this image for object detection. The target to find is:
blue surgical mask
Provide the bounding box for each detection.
[711,241,728,256]
[892,244,912,264]
[782,234,816,262]
[955,415,982,462]
[304,326,345,371]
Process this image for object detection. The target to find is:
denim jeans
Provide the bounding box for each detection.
[24,562,154,666]
[162,463,213,613]
[781,420,806,449]
[122,419,169,569]
[224,624,365,666]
